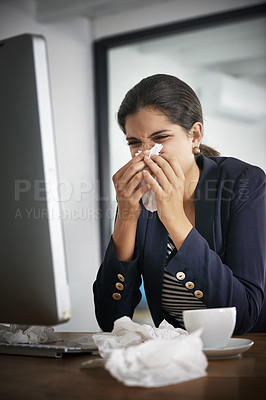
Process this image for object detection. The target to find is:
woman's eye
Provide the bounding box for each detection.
[127,141,140,147]
[154,135,169,141]
[126,135,170,147]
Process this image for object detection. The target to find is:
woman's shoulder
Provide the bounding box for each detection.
[208,156,265,181]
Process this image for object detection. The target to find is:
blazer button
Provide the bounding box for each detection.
[194,290,203,298]
[185,281,195,290]
[117,274,125,282]
[176,272,185,280]
[112,293,121,300]
[115,282,124,291]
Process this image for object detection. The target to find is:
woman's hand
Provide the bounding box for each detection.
[112,151,151,261]
[112,151,151,221]
[143,154,193,249]
[143,153,185,220]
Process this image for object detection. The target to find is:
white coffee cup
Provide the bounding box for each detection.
[183,307,236,349]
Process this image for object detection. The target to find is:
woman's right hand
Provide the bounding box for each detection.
[112,151,151,261]
[112,151,151,221]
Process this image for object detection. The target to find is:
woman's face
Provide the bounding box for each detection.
[125,107,202,177]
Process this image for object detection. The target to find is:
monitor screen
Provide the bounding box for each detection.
[0,33,71,325]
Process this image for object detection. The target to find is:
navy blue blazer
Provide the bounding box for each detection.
[93,156,266,334]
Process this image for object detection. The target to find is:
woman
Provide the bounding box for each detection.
[93,74,265,334]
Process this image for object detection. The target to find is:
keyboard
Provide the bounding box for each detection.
[0,336,98,358]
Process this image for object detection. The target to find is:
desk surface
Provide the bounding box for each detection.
[0,333,265,400]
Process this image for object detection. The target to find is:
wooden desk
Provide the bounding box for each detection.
[0,333,265,400]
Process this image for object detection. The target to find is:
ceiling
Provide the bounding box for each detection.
[34,0,165,21]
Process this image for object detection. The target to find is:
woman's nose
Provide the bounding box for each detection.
[141,143,153,151]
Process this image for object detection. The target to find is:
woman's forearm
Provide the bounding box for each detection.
[166,213,193,250]
[112,212,139,261]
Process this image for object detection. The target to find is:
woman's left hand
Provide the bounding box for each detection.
[143,154,192,247]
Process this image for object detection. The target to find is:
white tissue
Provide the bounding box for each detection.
[135,143,163,212]
[92,317,207,388]
[93,317,185,358]
[0,324,59,344]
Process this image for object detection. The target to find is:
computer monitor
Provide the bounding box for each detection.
[0,33,71,325]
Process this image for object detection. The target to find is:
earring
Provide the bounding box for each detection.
[192,146,200,155]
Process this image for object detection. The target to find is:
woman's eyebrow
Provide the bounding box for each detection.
[126,129,170,141]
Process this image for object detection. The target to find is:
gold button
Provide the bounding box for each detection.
[112,293,121,300]
[194,290,203,298]
[117,274,125,282]
[185,281,195,290]
[176,272,185,280]
[115,282,124,291]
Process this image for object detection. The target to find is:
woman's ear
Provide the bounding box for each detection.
[190,122,203,146]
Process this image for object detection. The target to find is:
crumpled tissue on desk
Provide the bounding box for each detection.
[82,316,208,388]
[0,324,59,344]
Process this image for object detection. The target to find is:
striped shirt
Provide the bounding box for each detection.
[161,236,206,328]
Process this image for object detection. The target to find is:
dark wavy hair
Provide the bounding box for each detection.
[117,74,220,157]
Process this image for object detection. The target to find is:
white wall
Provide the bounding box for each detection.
[0,0,101,332]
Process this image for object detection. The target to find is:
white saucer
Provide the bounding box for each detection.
[203,338,254,360]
